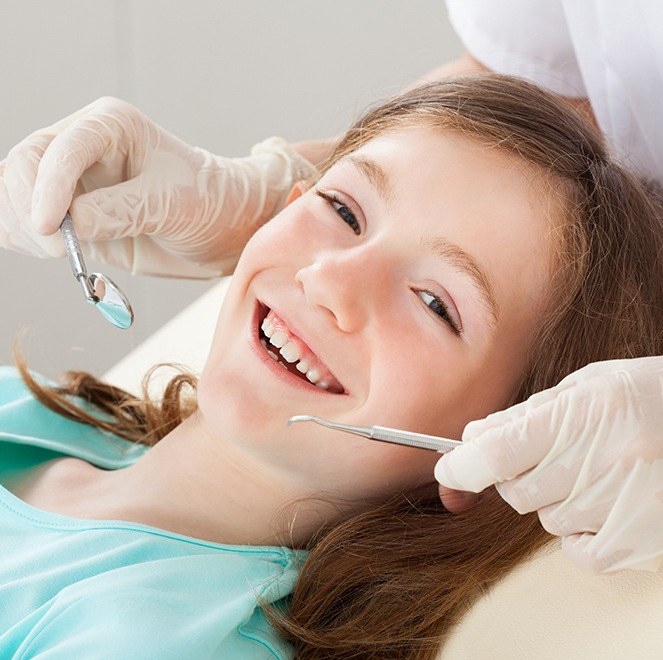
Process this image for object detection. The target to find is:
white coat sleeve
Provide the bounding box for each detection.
[445,0,586,98]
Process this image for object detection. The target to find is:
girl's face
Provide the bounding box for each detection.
[198,127,556,503]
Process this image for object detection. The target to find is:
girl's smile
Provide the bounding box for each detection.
[250,300,348,396]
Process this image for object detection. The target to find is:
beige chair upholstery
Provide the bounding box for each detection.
[441,542,663,659]
[103,277,663,659]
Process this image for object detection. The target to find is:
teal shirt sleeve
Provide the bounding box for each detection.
[16,583,294,660]
[11,557,301,660]
[18,588,239,659]
[0,365,147,469]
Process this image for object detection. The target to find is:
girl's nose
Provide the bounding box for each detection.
[294,246,390,333]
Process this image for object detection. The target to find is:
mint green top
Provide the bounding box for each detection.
[0,366,307,659]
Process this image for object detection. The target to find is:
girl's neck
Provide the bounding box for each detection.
[78,410,324,548]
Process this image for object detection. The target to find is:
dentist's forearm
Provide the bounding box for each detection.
[411,51,600,134]
[402,51,491,91]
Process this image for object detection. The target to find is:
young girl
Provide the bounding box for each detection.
[2,75,661,659]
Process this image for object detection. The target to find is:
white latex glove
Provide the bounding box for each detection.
[435,356,663,574]
[0,97,319,278]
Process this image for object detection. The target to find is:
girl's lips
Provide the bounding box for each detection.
[261,309,345,392]
[249,300,346,396]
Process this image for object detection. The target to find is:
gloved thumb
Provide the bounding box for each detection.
[435,394,564,493]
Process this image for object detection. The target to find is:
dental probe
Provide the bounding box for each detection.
[287,415,462,453]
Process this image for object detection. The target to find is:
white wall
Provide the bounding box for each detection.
[0,0,462,379]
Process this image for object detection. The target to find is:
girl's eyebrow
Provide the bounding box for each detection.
[342,154,396,206]
[340,153,500,332]
[421,236,500,331]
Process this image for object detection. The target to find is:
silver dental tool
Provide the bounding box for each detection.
[59,213,134,329]
[287,415,462,453]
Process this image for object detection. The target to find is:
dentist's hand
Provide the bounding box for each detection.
[435,356,663,573]
[0,97,318,278]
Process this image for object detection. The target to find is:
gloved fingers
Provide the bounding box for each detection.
[4,133,56,228]
[435,395,561,492]
[70,169,180,241]
[0,159,64,258]
[545,461,663,573]
[494,434,629,514]
[560,533,605,574]
[496,475,570,515]
[31,126,118,236]
[629,354,663,380]
[1,100,101,242]
[42,97,102,133]
[535,496,610,537]
[441,378,587,492]
[581,461,663,573]
[31,98,148,236]
[560,532,647,574]
[438,369,618,494]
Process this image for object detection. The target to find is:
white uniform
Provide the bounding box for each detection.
[446,0,663,185]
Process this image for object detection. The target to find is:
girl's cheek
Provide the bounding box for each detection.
[241,212,293,258]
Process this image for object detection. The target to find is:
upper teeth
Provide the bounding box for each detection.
[269,330,288,348]
[261,316,329,388]
[262,317,275,337]
[279,341,300,363]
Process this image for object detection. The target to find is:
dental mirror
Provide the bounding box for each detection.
[59,213,134,329]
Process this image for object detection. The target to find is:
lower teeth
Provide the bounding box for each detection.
[261,338,282,364]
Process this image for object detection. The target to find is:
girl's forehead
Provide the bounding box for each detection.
[331,128,554,212]
[334,128,510,183]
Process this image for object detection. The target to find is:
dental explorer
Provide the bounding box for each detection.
[59,213,134,329]
[287,415,462,453]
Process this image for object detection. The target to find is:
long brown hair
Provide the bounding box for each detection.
[13,75,663,658]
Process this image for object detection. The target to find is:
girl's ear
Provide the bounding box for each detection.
[284,180,313,206]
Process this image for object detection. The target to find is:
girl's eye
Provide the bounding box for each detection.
[417,290,461,334]
[315,190,361,235]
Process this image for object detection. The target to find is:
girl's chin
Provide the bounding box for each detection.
[198,370,289,435]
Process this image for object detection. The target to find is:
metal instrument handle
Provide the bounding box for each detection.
[60,214,96,300]
[371,425,462,453]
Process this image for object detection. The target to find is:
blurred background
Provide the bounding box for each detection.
[0,0,461,379]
